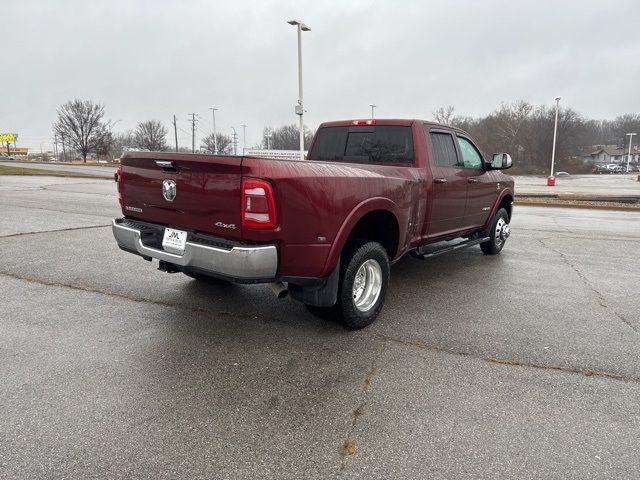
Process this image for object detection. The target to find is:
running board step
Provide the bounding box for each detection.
[412,236,490,259]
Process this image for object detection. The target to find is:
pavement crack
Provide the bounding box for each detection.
[0,202,116,218]
[338,342,386,471]
[552,215,574,234]
[0,271,265,323]
[377,334,640,384]
[537,238,638,334]
[0,224,111,239]
[613,312,639,334]
[484,356,630,382]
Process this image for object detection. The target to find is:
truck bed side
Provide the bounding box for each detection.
[241,157,425,277]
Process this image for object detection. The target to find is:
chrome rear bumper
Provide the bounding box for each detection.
[112,218,278,281]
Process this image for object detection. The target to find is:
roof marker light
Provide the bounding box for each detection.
[352,119,376,126]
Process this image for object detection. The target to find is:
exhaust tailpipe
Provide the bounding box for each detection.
[268,281,288,299]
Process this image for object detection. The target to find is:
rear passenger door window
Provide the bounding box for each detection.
[456,136,483,169]
[430,132,460,167]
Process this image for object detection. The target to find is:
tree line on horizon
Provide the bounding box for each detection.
[52,99,640,172]
[433,102,640,174]
[51,99,314,162]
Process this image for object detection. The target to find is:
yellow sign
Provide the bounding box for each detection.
[0,133,17,142]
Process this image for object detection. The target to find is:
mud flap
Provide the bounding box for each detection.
[288,260,340,307]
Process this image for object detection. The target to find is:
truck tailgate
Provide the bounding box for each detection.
[120,152,243,240]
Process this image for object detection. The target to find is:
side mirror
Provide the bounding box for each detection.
[488,153,513,170]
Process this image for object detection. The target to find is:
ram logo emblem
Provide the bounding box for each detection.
[162,180,176,202]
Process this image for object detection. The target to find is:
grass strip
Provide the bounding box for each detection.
[0,165,106,179]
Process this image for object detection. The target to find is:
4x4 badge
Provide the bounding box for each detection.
[162,180,176,202]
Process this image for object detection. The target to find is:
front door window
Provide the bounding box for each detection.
[456,137,483,169]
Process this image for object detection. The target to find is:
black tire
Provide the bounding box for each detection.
[336,240,390,329]
[480,208,510,255]
[183,271,231,285]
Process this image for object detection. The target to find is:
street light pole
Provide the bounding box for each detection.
[549,96,561,185]
[369,103,376,119]
[240,123,248,153]
[209,106,218,154]
[626,133,637,173]
[288,19,311,161]
[265,133,272,150]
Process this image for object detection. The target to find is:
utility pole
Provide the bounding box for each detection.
[240,124,248,153]
[209,106,218,154]
[188,113,198,153]
[265,133,272,150]
[53,134,59,160]
[173,115,179,151]
[231,127,238,155]
[626,133,637,173]
[369,103,377,118]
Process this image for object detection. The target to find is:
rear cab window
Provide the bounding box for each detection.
[308,125,414,164]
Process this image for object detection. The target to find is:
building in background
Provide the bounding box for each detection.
[582,145,640,166]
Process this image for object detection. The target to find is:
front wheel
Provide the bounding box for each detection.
[480,208,510,255]
[336,241,390,329]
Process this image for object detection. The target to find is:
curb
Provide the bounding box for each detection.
[514,200,640,212]
[515,193,640,203]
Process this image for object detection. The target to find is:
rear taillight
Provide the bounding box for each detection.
[116,165,124,206]
[241,178,278,229]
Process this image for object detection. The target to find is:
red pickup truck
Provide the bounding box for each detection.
[113,119,514,328]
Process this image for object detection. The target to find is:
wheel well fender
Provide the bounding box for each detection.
[321,198,404,276]
[498,192,514,220]
[486,190,514,226]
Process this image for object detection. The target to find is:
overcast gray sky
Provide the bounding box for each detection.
[4,0,639,152]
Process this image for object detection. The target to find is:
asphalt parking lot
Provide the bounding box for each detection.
[1,176,639,479]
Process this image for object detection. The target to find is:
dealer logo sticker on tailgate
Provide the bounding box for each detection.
[162,180,176,202]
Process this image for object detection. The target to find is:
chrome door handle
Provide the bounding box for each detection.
[467,178,479,183]
[434,178,447,184]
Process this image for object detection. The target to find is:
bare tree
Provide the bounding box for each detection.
[95,130,114,159]
[201,133,233,154]
[108,130,136,158]
[262,124,313,150]
[134,120,168,151]
[53,99,110,162]
[494,101,533,146]
[450,102,589,174]
[433,105,456,125]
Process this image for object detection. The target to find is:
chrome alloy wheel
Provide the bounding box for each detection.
[352,259,383,313]
[494,217,510,248]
